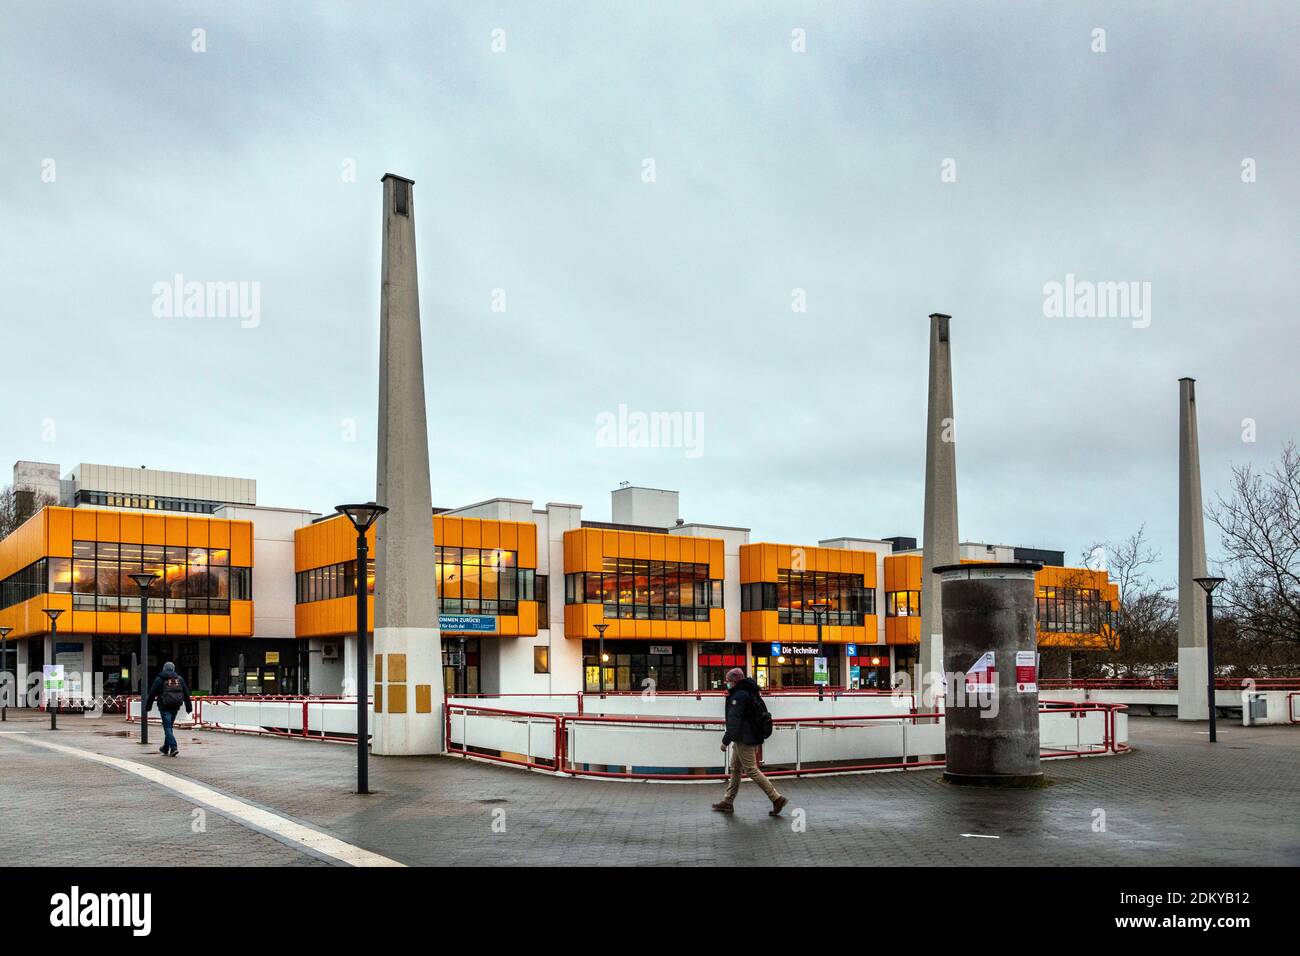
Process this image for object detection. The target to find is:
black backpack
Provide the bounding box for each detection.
[748,690,774,741]
[160,675,185,710]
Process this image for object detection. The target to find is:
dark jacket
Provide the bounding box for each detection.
[145,670,192,714]
[722,677,763,746]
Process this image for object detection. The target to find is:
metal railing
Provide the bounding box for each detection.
[446,698,1129,781]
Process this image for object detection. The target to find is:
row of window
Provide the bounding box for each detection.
[740,571,875,626]
[75,489,223,514]
[295,552,539,618]
[563,560,724,621]
[1038,587,1110,634]
[1,558,49,610]
[0,542,251,615]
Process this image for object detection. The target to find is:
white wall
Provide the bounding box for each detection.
[216,504,318,640]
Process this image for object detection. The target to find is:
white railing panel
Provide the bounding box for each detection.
[568,721,721,768]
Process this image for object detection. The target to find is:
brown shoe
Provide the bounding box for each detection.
[711,801,734,813]
[769,796,789,816]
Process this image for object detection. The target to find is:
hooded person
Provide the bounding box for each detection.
[144,661,192,757]
[712,667,788,815]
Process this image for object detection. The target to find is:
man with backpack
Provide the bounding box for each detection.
[144,661,192,757]
[712,667,788,816]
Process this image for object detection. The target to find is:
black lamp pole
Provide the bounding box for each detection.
[336,503,387,796]
[593,623,610,696]
[130,573,159,745]
[1194,576,1226,744]
[42,609,64,730]
[0,626,11,722]
[809,603,830,701]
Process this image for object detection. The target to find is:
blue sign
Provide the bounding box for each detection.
[439,614,497,633]
[770,642,781,656]
[846,643,858,657]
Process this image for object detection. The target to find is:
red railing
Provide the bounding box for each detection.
[446,699,1129,781]
[126,694,372,743]
[1039,677,1300,690]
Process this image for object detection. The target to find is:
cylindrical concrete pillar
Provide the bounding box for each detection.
[935,562,1042,787]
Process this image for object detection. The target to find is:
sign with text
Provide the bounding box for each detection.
[769,644,822,657]
[813,656,829,685]
[440,614,497,633]
[42,665,65,693]
[648,645,674,656]
[1015,650,1038,692]
[965,651,996,694]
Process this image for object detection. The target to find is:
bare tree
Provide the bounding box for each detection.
[0,484,57,541]
[1209,442,1300,647]
[1076,526,1177,678]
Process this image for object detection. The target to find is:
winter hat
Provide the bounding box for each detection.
[162,661,177,672]
[724,667,745,683]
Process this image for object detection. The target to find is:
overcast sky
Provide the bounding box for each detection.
[2,1,1296,582]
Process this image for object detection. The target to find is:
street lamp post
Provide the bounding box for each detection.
[1194,576,1226,744]
[0,626,11,722]
[809,603,830,701]
[593,623,610,696]
[336,502,387,796]
[42,608,64,730]
[130,573,159,746]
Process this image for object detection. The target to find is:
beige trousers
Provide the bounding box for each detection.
[722,743,781,803]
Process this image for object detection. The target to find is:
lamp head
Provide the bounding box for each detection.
[593,623,610,637]
[43,608,64,623]
[0,626,11,638]
[1194,576,1226,595]
[130,572,159,591]
[809,602,830,615]
[335,502,388,533]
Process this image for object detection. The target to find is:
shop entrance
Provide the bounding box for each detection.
[753,645,840,689]
[582,640,685,692]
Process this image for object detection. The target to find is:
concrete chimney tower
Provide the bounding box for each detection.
[919,313,959,703]
[1177,377,1209,720]
[372,174,444,754]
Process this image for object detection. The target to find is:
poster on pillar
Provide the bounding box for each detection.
[1015,650,1038,692]
[965,651,995,694]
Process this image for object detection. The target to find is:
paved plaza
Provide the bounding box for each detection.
[0,714,1296,867]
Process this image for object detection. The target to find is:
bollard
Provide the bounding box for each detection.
[935,562,1042,787]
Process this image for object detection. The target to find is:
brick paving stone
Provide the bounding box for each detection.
[0,712,1295,867]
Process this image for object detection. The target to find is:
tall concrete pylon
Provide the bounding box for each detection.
[372,173,444,754]
[1177,377,1209,720]
[919,313,959,704]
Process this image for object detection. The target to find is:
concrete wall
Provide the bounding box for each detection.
[70,463,256,506]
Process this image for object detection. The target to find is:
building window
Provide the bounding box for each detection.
[743,570,874,626]
[0,558,50,610]
[533,646,549,674]
[564,559,722,622]
[55,540,248,614]
[885,590,920,617]
[293,549,537,623]
[1037,587,1109,634]
[535,574,548,629]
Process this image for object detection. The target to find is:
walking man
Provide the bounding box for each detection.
[144,661,192,757]
[712,667,788,816]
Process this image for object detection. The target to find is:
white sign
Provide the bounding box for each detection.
[42,664,65,695]
[965,651,995,693]
[648,645,673,656]
[813,656,829,686]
